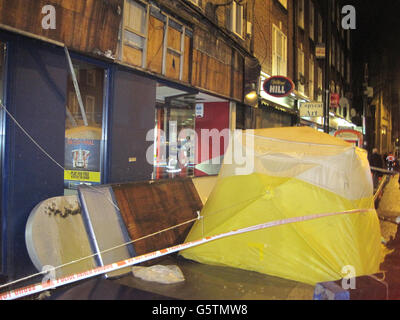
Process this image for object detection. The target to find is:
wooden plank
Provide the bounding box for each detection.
[167,26,181,52]
[182,35,191,82]
[0,0,122,55]
[191,49,199,87]
[166,51,181,80]
[112,178,203,259]
[146,15,164,74]
[123,45,143,67]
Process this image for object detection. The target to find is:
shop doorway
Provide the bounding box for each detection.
[154,83,230,179]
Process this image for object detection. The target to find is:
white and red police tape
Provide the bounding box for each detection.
[0,208,373,300]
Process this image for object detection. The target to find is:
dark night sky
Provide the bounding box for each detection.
[349,0,400,60]
[345,1,400,133]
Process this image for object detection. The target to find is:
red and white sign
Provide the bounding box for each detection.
[330,93,340,108]
[334,129,363,147]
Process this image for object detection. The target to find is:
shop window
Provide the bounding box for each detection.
[298,0,304,29]
[272,24,287,76]
[64,61,105,193]
[123,0,148,68]
[154,104,195,180]
[229,1,244,38]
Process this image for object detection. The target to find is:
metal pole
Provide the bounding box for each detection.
[64,46,88,127]
[363,63,368,150]
[323,0,331,134]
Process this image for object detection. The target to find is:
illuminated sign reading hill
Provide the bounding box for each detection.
[263,76,295,98]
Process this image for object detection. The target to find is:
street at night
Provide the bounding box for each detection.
[0,0,400,308]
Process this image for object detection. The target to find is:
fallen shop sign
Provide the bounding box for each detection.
[263,76,295,98]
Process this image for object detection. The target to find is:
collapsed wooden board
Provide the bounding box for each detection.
[25,177,211,279]
[111,178,203,257]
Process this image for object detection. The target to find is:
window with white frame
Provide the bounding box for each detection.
[278,0,287,9]
[162,16,190,81]
[123,0,148,67]
[298,0,304,29]
[272,24,287,76]
[229,1,244,38]
[309,1,315,40]
[298,48,305,93]
[317,67,323,102]
[309,55,314,100]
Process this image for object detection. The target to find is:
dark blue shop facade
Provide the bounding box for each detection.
[0,30,162,280]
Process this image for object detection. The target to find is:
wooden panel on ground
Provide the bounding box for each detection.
[112,178,202,259]
[192,176,218,205]
[25,195,97,278]
[78,185,135,278]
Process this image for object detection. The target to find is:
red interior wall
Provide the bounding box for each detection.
[195,102,230,176]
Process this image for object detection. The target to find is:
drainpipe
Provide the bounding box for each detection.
[323,0,331,133]
[250,0,255,55]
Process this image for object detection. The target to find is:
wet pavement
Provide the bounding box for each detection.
[377,175,400,244]
[14,175,400,300]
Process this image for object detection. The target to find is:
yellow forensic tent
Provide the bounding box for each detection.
[180,127,383,285]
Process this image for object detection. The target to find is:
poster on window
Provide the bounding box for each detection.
[64,138,101,188]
